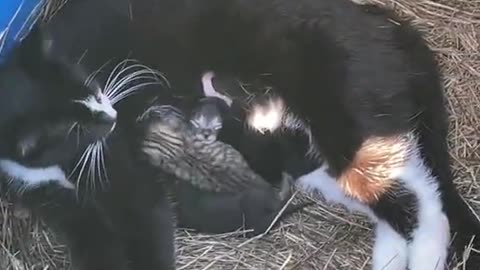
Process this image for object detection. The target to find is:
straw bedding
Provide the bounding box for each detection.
[1,0,479,269]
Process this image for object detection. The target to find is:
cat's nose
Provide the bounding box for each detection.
[96,111,117,125]
[92,111,117,138]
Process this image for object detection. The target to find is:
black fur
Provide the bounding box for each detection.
[125,0,480,267]
[168,177,312,237]
[0,1,176,269]
[3,0,479,268]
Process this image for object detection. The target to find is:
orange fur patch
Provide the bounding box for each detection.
[338,134,415,204]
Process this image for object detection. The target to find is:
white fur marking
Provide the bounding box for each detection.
[247,98,285,134]
[392,149,450,270]
[198,115,208,127]
[201,71,233,106]
[349,0,369,4]
[0,159,74,189]
[77,94,117,119]
[372,221,408,270]
[282,112,321,161]
[296,166,377,221]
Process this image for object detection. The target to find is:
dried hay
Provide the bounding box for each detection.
[1,0,479,269]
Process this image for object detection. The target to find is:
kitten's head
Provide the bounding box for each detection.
[138,104,186,164]
[188,98,225,143]
[140,104,186,136]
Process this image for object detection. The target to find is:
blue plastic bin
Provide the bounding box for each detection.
[0,0,45,64]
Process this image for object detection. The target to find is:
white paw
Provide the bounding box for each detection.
[296,167,377,220]
[408,213,450,270]
[372,221,408,270]
[296,166,332,194]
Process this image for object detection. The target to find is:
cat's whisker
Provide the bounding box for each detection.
[104,59,138,95]
[103,61,169,103]
[107,73,157,100]
[99,141,109,189]
[105,61,165,97]
[66,122,78,140]
[111,81,163,105]
[68,144,91,180]
[73,144,95,196]
[75,124,81,148]
[93,141,104,190]
[94,142,101,190]
[107,68,166,100]
[105,67,141,97]
[85,59,113,89]
[87,142,99,194]
[104,59,144,93]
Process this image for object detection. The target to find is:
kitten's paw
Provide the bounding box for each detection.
[372,221,408,270]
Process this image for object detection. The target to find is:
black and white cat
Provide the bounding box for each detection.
[123,0,480,269]
[0,1,176,269]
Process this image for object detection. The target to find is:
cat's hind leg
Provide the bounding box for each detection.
[392,147,450,270]
[372,221,408,270]
[296,166,409,270]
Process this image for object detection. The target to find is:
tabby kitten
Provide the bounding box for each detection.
[141,103,271,192]
[188,97,228,145]
[141,100,310,236]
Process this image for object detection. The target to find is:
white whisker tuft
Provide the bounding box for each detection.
[103,59,170,105]
[84,59,113,88]
[99,140,109,189]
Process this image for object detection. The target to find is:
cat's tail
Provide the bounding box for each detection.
[393,12,480,267]
[419,98,480,268]
[418,93,480,268]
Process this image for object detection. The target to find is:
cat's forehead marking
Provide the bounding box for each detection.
[197,115,208,127]
[75,93,117,119]
[193,114,221,127]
